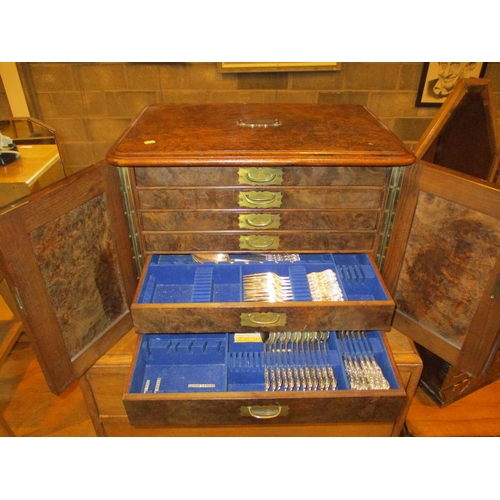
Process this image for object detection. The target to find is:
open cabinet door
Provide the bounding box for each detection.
[414,78,500,183]
[0,162,138,394]
[383,161,500,377]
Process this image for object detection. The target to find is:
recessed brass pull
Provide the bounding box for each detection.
[238,213,280,229]
[240,235,279,250]
[238,167,283,186]
[240,312,287,327]
[240,404,289,419]
[238,191,282,208]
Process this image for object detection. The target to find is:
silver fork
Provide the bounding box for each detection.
[301,332,316,390]
[279,332,289,391]
[284,332,294,391]
[243,273,293,302]
[319,331,337,390]
[268,332,278,391]
[262,333,271,391]
[293,332,305,390]
[311,331,326,390]
[355,331,390,390]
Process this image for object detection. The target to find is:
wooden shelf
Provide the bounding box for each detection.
[0,144,64,208]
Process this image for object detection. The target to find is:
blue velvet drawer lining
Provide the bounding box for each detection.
[129,331,399,394]
[137,253,388,304]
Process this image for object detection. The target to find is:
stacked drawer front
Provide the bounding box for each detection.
[133,165,389,254]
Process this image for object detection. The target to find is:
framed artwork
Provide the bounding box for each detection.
[416,62,488,107]
[217,62,341,73]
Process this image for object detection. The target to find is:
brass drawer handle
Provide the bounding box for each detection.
[238,214,280,229]
[238,191,282,208]
[242,404,289,419]
[237,119,281,128]
[240,235,279,250]
[240,312,287,327]
[238,167,283,186]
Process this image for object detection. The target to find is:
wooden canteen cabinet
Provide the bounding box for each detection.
[3,101,497,436]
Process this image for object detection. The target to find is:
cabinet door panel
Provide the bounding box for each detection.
[383,161,500,376]
[0,162,137,394]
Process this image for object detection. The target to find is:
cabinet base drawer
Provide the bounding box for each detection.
[123,330,405,427]
[82,327,422,436]
[101,417,397,437]
[123,392,405,427]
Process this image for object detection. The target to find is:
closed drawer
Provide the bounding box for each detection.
[140,210,379,231]
[136,187,384,210]
[142,231,378,253]
[123,330,405,427]
[131,253,395,334]
[133,166,389,188]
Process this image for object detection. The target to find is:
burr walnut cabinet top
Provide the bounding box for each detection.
[106,103,416,167]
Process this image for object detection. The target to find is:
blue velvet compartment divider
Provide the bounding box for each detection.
[136,253,388,304]
[128,330,399,394]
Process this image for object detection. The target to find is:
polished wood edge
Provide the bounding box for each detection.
[0,412,15,437]
[78,375,104,437]
[391,351,423,435]
[392,312,460,367]
[0,320,23,366]
[106,155,416,168]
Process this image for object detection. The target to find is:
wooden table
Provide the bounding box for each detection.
[0,144,64,208]
[0,143,64,435]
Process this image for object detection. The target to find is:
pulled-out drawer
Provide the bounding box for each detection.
[123,330,406,426]
[131,253,395,334]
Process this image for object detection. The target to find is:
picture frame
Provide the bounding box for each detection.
[415,62,488,107]
[217,62,341,73]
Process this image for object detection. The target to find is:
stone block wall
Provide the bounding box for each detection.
[6,62,500,174]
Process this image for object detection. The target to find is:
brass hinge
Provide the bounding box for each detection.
[376,166,405,271]
[491,271,500,300]
[13,287,24,311]
[117,167,143,277]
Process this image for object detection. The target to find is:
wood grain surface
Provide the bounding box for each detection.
[394,191,500,347]
[106,104,415,167]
